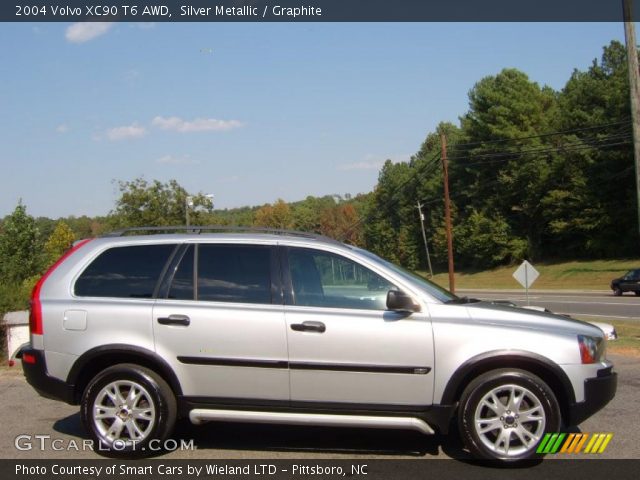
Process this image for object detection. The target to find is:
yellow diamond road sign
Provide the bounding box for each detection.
[513,260,539,289]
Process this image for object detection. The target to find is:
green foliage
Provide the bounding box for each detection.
[44,221,75,264]
[457,69,557,259]
[107,178,214,229]
[455,210,527,269]
[0,202,41,284]
[0,282,30,313]
[0,203,41,344]
[291,195,336,232]
[542,40,637,257]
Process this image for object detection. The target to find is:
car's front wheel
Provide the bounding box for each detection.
[613,287,623,296]
[81,363,177,457]
[458,369,560,462]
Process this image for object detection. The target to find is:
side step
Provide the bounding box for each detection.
[189,408,435,435]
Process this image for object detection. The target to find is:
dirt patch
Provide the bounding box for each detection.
[608,345,640,358]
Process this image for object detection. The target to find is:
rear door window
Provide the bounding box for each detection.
[75,244,176,298]
[197,244,272,304]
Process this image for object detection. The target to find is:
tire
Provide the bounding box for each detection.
[81,363,177,457]
[634,291,640,296]
[458,368,560,462]
[613,287,623,296]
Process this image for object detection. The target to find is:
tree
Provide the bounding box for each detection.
[459,68,557,259]
[544,41,637,257]
[0,202,41,284]
[318,203,362,244]
[254,199,293,229]
[44,221,75,265]
[107,178,214,229]
[291,195,336,233]
[363,159,418,266]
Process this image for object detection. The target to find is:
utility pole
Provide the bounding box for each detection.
[441,132,455,293]
[623,0,640,238]
[416,200,434,278]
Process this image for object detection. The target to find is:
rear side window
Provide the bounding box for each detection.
[197,244,272,304]
[75,245,175,298]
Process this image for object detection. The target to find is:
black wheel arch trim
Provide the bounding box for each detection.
[440,350,576,409]
[67,344,183,402]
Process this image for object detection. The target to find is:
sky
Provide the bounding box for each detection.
[0,22,628,218]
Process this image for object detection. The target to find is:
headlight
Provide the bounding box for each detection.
[578,335,605,364]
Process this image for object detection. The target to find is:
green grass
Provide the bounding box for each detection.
[423,258,640,290]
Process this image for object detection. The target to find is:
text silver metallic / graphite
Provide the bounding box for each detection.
[180,5,323,18]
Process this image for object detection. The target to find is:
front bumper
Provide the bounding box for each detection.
[567,366,617,426]
[21,348,76,405]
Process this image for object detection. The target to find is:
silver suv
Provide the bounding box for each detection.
[21,227,616,461]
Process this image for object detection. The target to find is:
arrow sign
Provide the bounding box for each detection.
[513,260,539,305]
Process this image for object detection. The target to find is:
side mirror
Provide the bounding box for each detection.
[386,290,421,313]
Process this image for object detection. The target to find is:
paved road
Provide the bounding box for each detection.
[459,290,640,321]
[0,354,636,460]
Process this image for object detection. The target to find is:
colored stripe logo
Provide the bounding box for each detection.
[537,433,613,454]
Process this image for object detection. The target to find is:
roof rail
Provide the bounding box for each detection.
[101,225,343,244]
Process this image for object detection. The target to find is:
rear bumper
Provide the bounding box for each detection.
[21,348,76,405]
[567,367,617,426]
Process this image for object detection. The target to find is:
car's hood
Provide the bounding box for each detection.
[463,301,604,338]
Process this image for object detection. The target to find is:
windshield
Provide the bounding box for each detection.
[354,247,458,303]
[625,269,640,279]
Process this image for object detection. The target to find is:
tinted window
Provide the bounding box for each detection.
[355,247,456,303]
[75,245,175,298]
[288,248,395,310]
[197,245,272,304]
[168,245,194,300]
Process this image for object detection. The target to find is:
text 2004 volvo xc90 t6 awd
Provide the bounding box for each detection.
[21,227,617,462]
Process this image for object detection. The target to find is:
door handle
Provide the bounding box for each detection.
[157,314,190,326]
[290,321,326,333]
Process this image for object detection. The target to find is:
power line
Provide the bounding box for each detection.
[449,119,632,151]
[447,131,632,163]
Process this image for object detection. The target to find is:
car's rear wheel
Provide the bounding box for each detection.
[81,363,177,457]
[458,369,560,462]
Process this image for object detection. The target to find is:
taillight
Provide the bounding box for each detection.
[29,239,93,336]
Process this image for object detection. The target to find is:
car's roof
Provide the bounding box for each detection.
[91,232,354,251]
